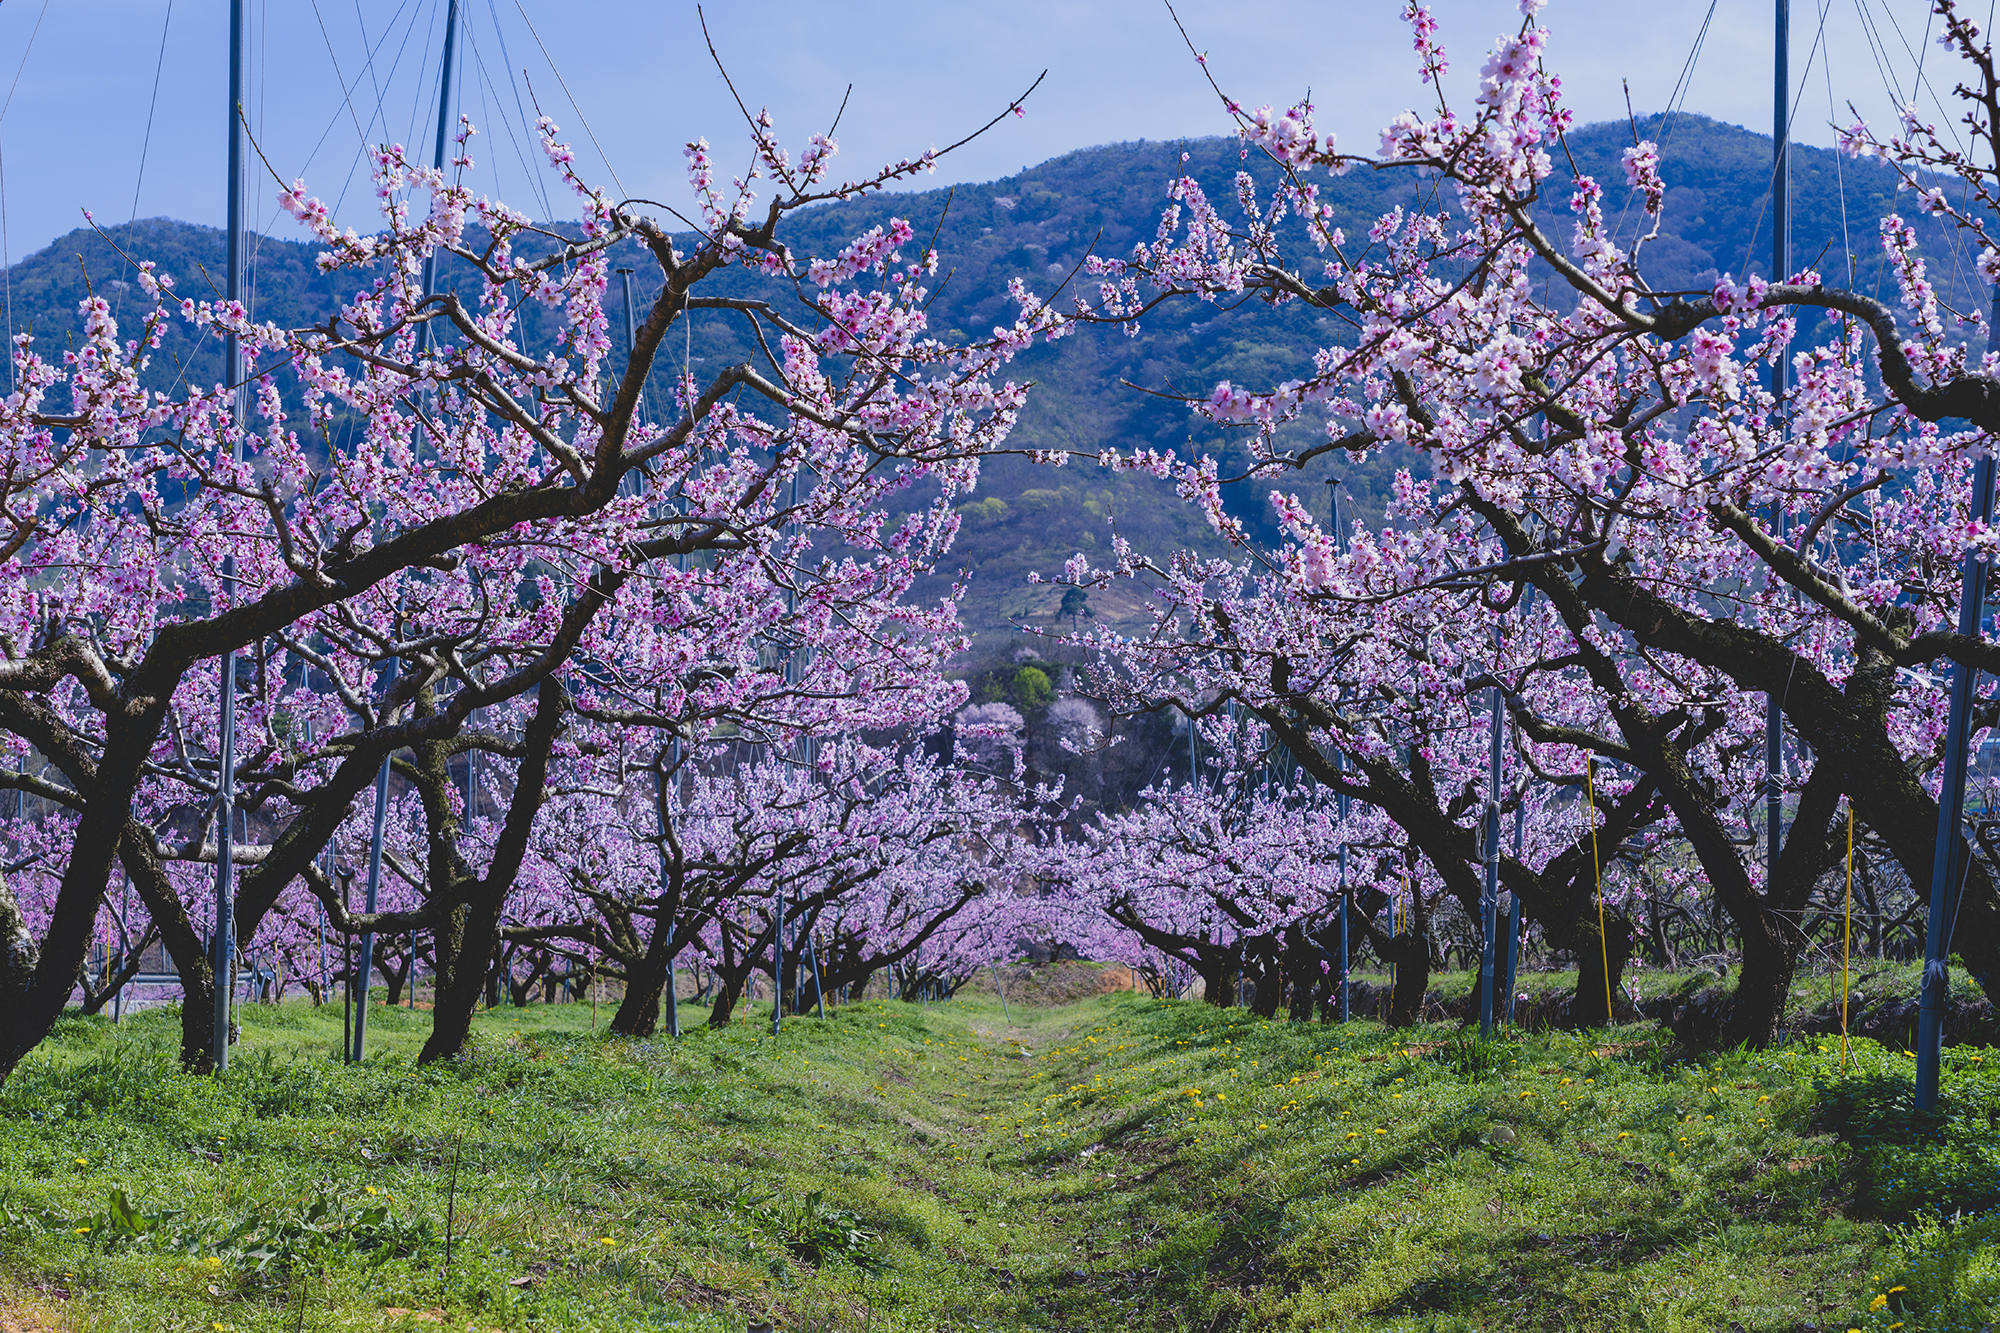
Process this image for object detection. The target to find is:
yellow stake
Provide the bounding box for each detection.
[1588,758,1613,1027]
[1842,805,1854,1071]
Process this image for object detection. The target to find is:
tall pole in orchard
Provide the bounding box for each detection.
[1330,479,1350,1023]
[211,0,249,1074]
[356,0,459,1062]
[1916,339,2000,1106]
[1765,0,1789,921]
[1918,460,1994,1112]
[1479,634,1502,1039]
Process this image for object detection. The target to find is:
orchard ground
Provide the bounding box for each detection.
[2,977,1996,1332]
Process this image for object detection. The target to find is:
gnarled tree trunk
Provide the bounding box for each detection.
[421,681,565,1064]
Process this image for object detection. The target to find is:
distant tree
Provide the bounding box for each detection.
[1011,667,1055,710]
[1059,587,1092,629]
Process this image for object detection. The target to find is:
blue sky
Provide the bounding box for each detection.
[0,0,1965,262]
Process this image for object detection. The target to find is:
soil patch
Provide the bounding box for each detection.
[960,960,1143,1007]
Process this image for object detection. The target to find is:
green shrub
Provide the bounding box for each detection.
[1010,666,1053,708]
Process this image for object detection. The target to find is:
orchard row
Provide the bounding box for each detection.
[5,1,1999,1078]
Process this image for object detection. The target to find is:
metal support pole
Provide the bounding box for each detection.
[342,868,354,1064]
[772,888,785,1034]
[1505,803,1524,1024]
[1337,841,1350,1023]
[615,266,646,463]
[421,0,461,292]
[1765,0,1791,907]
[806,928,826,1019]
[658,743,681,1038]
[1479,667,1502,1039]
[1917,450,1997,1112]
[307,711,326,1009]
[1331,480,1351,1023]
[112,871,130,1025]
[352,0,456,1062]
[211,0,249,1075]
[355,750,388,1061]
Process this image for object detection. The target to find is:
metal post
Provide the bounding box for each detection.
[309,715,327,1007]
[1336,840,1350,1023]
[355,746,388,1061]
[211,0,249,1075]
[342,868,354,1064]
[658,744,681,1038]
[1765,0,1791,907]
[1479,662,1502,1039]
[1331,482,1351,1024]
[1917,450,1997,1112]
[467,708,483,1012]
[354,0,458,1062]
[1505,802,1524,1024]
[113,872,131,1025]
[805,927,826,1019]
[616,266,646,466]
[421,0,461,288]
[772,887,785,1034]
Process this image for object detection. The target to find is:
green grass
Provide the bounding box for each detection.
[0,991,1987,1330]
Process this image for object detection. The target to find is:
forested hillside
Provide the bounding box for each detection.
[0,113,1956,650]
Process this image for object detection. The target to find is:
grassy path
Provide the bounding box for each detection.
[0,990,1961,1331]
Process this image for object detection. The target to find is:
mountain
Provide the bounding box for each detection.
[0,114,1957,663]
